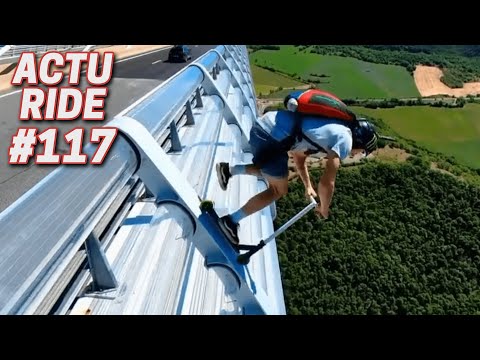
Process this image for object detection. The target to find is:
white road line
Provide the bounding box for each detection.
[0,89,22,99]
[0,46,174,99]
[152,59,163,65]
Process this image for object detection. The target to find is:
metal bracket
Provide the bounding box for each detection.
[169,120,183,152]
[224,46,253,90]
[205,255,241,289]
[211,49,257,119]
[226,45,247,73]
[227,45,254,90]
[195,88,203,108]
[185,101,195,126]
[85,234,118,292]
[223,46,259,117]
[189,63,251,152]
[110,116,204,207]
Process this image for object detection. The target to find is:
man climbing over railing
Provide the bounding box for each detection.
[215,89,379,246]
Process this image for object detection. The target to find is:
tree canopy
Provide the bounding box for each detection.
[275,161,480,315]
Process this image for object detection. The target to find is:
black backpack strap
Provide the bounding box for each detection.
[278,112,328,154]
[301,133,328,155]
[277,111,303,151]
[292,112,329,154]
[348,113,360,130]
[291,111,304,144]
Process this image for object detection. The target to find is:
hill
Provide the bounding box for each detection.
[364,45,480,58]
[309,45,480,89]
[251,64,305,95]
[249,46,420,99]
[356,104,480,169]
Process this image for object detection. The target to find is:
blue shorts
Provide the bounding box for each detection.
[249,123,289,179]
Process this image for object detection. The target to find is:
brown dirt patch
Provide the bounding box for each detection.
[372,146,411,162]
[288,155,324,181]
[414,65,480,97]
[287,146,410,181]
[431,162,456,177]
[256,99,282,114]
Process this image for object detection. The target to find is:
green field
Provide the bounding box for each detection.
[249,46,420,99]
[251,65,305,95]
[355,104,480,169]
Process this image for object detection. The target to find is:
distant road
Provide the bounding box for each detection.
[0,45,215,212]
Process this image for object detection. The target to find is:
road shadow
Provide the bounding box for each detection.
[0,63,16,76]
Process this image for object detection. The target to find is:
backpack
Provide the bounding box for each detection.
[281,89,359,153]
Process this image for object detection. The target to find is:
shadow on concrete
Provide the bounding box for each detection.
[0,63,16,76]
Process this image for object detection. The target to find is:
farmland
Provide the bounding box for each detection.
[251,64,305,95]
[356,103,480,169]
[249,45,420,99]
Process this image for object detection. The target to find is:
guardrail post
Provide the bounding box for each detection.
[169,121,183,152]
[227,46,247,74]
[189,63,251,152]
[185,101,195,125]
[84,234,118,292]
[222,47,255,98]
[195,88,203,108]
[209,49,257,118]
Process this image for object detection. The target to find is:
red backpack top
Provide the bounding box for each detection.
[284,89,357,123]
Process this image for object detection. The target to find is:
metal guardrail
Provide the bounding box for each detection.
[0,45,269,315]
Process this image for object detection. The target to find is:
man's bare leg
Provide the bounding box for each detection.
[237,175,288,217]
[216,162,261,191]
[217,175,288,245]
[245,164,261,176]
[230,164,262,176]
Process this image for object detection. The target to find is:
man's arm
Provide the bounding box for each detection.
[316,153,341,218]
[290,151,316,197]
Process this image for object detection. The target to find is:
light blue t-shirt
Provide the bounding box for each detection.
[257,110,353,160]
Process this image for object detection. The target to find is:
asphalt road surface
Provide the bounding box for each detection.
[0,45,216,212]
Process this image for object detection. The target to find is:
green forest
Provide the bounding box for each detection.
[274,113,480,315]
[275,160,480,315]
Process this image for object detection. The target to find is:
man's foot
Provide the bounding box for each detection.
[216,162,231,191]
[218,215,240,246]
